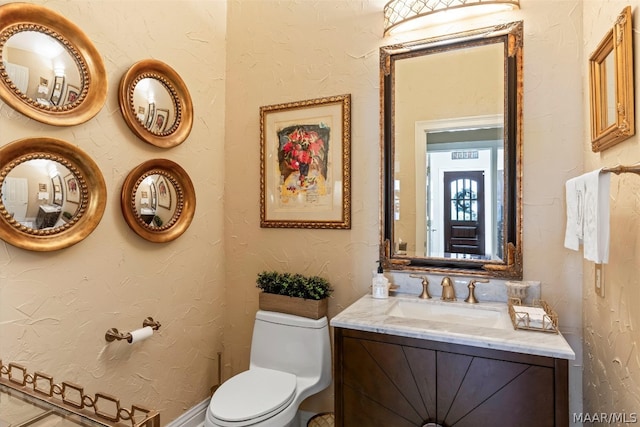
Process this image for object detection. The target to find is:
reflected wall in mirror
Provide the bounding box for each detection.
[381,21,523,279]
[0,137,107,251]
[0,3,107,126]
[589,6,634,152]
[119,59,194,148]
[121,159,196,243]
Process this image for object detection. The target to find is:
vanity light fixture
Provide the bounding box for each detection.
[383,0,520,35]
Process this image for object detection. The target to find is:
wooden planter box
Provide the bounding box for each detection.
[259,292,328,320]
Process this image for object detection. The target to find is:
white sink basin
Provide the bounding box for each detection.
[386,300,512,330]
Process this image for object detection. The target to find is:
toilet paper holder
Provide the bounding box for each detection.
[105,317,161,343]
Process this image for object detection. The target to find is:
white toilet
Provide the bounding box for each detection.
[205,310,332,427]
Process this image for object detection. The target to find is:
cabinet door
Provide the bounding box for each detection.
[341,336,436,426]
[335,329,566,427]
[436,351,555,426]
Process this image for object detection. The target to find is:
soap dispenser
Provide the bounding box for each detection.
[372,261,390,299]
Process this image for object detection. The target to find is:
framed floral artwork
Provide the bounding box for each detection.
[157,175,172,209]
[153,108,169,133]
[64,84,80,104]
[260,94,351,229]
[64,173,79,204]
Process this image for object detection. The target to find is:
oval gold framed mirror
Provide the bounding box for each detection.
[0,3,108,126]
[121,159,196,243]
[0,137,107,251]
[118,60,194,148]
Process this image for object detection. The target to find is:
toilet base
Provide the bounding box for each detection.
[205,402,297,427]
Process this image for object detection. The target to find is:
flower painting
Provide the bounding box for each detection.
[278,124,330,202]
[260,94,351,229]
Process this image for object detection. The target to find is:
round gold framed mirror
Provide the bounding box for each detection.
[121,159,196,243]
[0,3,108,126]
[0,137,107,251]
[118,60,194,148]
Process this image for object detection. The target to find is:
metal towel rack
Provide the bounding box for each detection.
[601,164,640,175]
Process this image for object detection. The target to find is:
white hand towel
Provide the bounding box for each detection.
[564,169,610,263]
[564,176,583,251]
[582,169,610,263]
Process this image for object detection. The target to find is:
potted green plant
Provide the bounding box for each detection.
[256,271,333,319]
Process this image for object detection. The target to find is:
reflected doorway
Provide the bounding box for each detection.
[443,171,485,256]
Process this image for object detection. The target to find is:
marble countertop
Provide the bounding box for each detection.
[330,294,576,360]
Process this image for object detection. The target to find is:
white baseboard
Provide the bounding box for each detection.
[165,398,210,427]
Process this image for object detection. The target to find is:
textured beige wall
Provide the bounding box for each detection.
[0,0,227,424]
[224,0,586,415]
[582,0,640,417]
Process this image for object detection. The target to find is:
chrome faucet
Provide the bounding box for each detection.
[440,277,456,301]
[410,274,431,299]
[464,279,489,303]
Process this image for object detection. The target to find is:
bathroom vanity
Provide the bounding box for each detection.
[331,295,575,427]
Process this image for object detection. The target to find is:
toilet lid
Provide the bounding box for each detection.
[210,367,297,424]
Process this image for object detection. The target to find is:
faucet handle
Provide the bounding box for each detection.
[464,279,489,304]
[410,274,431,299]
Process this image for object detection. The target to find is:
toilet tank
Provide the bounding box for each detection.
[250,310,331,380]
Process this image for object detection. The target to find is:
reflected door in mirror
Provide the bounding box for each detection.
[444,171,485,257]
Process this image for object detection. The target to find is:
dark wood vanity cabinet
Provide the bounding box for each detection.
[334,328,568,427]
[35,205,61,229]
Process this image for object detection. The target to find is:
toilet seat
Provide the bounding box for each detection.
[209,367,297,426]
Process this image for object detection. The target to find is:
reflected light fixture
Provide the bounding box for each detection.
[384,0,520,35]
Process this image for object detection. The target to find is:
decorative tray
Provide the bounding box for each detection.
[508,299,559,334]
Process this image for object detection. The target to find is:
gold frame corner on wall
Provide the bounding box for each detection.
[0,137,107,251]
[589,6,635,152]
[0,3,107,126]
[118,59,194,148]
[259,94,351,229]
[121,159,196,243]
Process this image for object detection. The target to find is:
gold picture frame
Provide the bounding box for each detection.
[260,94,351,229]
[589,6,635,152]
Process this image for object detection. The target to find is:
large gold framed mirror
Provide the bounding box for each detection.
[0,137,107,251]
[381,21,523,279]
[121,159,196,243]
[0,3,107,126]
[589,6,634,152]
[118,60,194,148]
